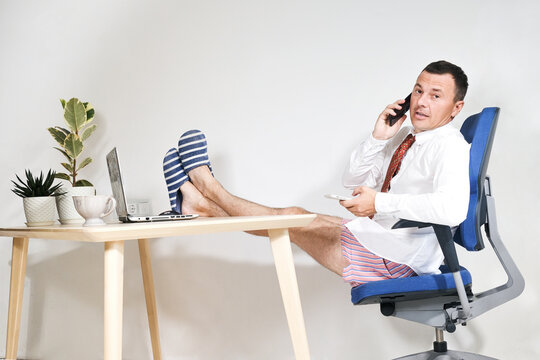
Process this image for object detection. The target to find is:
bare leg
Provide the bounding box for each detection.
[182,166,349,276]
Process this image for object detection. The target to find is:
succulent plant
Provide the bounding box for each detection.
[11,169,63,198]
[48,98,96,187]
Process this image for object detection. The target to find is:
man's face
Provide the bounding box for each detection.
[409,71,464,133]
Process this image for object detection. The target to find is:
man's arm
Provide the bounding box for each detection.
[342,98,410,189]
[374,139,470,226]
[342,136,389,190]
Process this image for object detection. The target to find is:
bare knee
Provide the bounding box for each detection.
[278,206,310,215]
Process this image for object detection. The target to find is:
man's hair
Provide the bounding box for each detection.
[423,60,468,102]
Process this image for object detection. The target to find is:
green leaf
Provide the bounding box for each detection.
[64,133,83,159]
[26,170,36,193]
[86,108,95,122]
[81,124,97,141]
[64,98,87,132]
[48,127,67,147]
[49,183,63,195]
[11,178,31,197]
[83,102,94,125]
[77,157,92,171]
[12,188,27,198]
[43,170,56,190]
[75,179,93,187]
[12,179,31,197]
[33,171,43,196]
[11,169,62,197]
[61,162,73,172]
[54,147,72,162]
[55,173,71,181]
[60,99,66,109]
[57,127,70,135]
[14,175,30,195]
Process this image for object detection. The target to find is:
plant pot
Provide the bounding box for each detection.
[56,186,96,224]
[23,196,57,227]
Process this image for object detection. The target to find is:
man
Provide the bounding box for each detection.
[163,60,470,287]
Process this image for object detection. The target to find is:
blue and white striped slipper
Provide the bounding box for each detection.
[178,129,213,174]
[163,148,189,213]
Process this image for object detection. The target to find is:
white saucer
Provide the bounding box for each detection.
[26,221,55,227]
[59,218,85,225]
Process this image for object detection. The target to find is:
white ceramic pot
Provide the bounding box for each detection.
[56,186,96,224]
[23,196,57,227]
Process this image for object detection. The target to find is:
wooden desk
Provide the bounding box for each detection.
[0,214,316,360]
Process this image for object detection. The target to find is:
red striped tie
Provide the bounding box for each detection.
[381,134,416,193]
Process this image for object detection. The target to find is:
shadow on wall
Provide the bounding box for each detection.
[18,238,489,360]
[23,243,105,360]
[19,240,352,360]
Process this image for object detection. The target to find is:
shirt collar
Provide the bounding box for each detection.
[409,122,456,145]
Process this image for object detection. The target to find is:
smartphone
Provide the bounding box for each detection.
[387,93,411,126]
[324,194,352,201]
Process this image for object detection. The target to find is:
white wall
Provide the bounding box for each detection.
[1,0,539,359]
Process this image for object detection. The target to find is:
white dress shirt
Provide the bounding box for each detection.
[342,123,470,275]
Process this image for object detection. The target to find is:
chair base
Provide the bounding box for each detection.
[394,349,497,360]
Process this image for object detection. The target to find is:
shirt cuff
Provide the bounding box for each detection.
[375,192,400,214]
[368,133,390,147]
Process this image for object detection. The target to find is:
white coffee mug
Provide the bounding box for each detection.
[73,195,117,226]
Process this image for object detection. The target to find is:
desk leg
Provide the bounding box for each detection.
[5,237,29,360]
[138,239,162,360]
[268,228,310,360]
[104,241,124,360]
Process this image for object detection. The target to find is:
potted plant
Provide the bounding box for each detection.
[11,169,63,227]
[48,98,97,224]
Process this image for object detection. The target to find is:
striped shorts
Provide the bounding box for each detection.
[341,220,416,287]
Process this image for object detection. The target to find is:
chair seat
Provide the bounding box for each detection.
[351,265,472,305]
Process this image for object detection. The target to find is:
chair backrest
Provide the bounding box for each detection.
[454,107,499,251]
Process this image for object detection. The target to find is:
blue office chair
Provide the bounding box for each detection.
[351,107,525,359]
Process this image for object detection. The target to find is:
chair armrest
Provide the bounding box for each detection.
[392,220,460,273]
[391,219,431,229]
[392,219,471,318]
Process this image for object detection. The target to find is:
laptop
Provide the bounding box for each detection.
[106,147,198,222]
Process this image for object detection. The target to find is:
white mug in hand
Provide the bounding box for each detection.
[73,195,117,226]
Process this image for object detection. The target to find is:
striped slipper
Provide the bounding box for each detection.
[163,148,189,213]
[178,129,213,174]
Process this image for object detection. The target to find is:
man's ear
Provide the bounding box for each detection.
[451,101,465,119]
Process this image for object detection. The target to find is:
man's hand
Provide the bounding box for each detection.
[340,186,377,217]
[372,99,408,140]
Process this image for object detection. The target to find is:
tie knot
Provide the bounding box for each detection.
[398,134,416,152]
[403,134,416,146]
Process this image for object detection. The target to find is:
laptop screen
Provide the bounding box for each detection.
[106,148,129,219]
